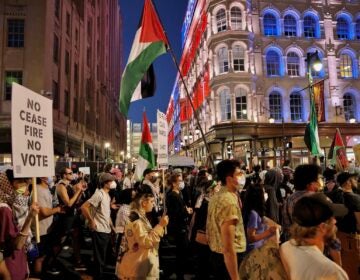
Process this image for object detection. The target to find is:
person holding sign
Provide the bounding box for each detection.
[0,171,39,280]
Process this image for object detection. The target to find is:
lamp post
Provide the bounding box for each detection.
[104,142,110,161]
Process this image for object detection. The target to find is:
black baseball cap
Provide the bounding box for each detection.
[336,172,358,186]
[293,194,348,227]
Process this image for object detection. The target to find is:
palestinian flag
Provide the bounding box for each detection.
[304,92,322,156]
[134,112,156,180]
[328,128,348,171]
[119,0,168,117]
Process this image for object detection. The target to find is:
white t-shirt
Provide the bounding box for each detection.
[87,189,111,233]
[35,184,53,236]
[280,240,349,280]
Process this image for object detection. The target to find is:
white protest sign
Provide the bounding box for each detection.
[11,83,55,177]
[157,110,168,168]
[79,167,90,175]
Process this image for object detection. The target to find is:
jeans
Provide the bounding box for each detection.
[91,231,110,280]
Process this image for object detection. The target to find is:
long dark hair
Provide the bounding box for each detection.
[242,184,266,227]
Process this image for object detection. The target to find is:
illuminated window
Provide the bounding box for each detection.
[290,93,303,121]
[336,17,350,40]
[287,52,300,76]
[284,15,297,36]
[269,91,282,121]
[303,15,318,38]
[235,88,247,119]
[233,45,245,71]
[356,19,360,39]
[340,53,353,78]
[220,88,231,121]
[343,93,356,121]
[263,13,278,36]
[218,47,229,73]
[266,50,280,76]
[230,7,242,30]
[216,9,227,32]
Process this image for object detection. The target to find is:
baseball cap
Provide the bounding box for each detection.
[293,193,348,227]
[336,172,358,186]
[99,173,115,184]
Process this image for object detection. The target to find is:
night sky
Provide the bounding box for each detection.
[119,0,189,123]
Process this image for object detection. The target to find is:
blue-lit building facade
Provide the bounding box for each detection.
[167,0,360,168]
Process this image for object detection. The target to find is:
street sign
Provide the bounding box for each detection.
[157,110,168,167]
[11,83,54,177]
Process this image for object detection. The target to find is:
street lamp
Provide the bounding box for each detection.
[104,142,110,161]
[120,150,124,162]
[349,118,356,123]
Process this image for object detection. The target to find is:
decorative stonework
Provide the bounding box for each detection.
[5,5,26,16]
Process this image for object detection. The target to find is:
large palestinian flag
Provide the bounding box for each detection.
[119,0,168,117]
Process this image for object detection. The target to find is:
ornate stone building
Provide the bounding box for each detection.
[167,0,360,168]
[0,0,126,164]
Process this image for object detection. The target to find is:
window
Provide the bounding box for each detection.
[356,19,360,39]
[263,13,278,36]
[303,15,317,38]
[266,50,280,76]
[343,93,356,121]
[66,12,71,35]
[55,0,60,18]
[7,19,24,47]
[233,45,245,71]
[4,71,23,100]
[340,53,353,78]
[52,80,59,109]
[284,15,297,36]
[287,52,300,76]
[216,9,227,32]
[220,88,231,121]
[53,34,59,63]
[235,88,247,119]
[218,47,229,73]
[269,92,282,120]
[64,90,70,116]
[65,51,70,75]
[336,17,350,40]
[230,7,242,30]
[290,93,303,121]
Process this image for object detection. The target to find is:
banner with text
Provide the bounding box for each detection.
[157,110,168,168]
[11,83,54,177]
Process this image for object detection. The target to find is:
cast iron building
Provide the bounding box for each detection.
[167,0,360,168]
[0,0,126,163]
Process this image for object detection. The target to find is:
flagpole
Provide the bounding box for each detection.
[166,45,215,170]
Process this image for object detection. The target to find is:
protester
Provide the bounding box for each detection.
[122,171,134,190]
[263,167,283,224]
[81,173,116,280]
[280,194,349,280]
[206,159,246,280]
[116,192,169,279]
[323,167,344,204]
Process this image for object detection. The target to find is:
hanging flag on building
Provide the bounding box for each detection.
[328,128,348,171]
[134,112,156,180]
[304,91,322,156]
[313,80,325,122]
[119,0,168,117]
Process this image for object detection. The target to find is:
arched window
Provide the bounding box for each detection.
[336,17,350,40]
[235,88,247,119]
[343,93,356,121]
[218,47,229,73]
[233,45,245,71]
[290,93,303,121]
[230,7,242,30]
[269,91,282,120]
[220,88,231,121]
[263,13,278,36]
[284,14,297,37]
[340,53,353,78]
[303,15,318,38]
[216,9,227,32]
[266,50,280,76]
[287,52,300,76]
[356,18,360,39]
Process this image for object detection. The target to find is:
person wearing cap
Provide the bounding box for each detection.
[280,194,349,280]
[81,173,117,280]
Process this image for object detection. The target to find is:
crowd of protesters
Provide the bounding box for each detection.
[0,160,359,280]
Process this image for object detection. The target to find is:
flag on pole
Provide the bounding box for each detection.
[313,80,325,122]
[134,112,156,180]
[119,0,168,117]
[304,92,322,156]
[328,128,348,171]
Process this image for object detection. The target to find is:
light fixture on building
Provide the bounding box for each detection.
[104,142,110,149]
[188,132,193,140]
[269,118,275,123]
[183,135,188,141]
[349,118,356,123]
[242,109,247,115]
[195,126,200,135]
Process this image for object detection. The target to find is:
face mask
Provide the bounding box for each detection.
[15,185,27,195]
[109,181,117,189]
[264,192,269,202]
[178,181,185,190]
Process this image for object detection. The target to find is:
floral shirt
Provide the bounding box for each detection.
[206,187,246,254]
